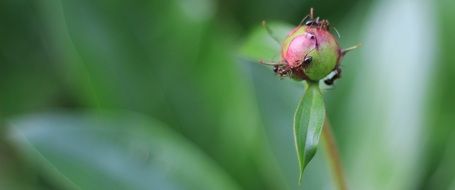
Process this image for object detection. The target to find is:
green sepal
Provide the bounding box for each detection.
[293,82,326,183]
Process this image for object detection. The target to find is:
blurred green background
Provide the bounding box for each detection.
[1,0,455,189]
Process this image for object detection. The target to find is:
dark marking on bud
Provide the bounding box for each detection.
[273,65,279,73]
[324,67,342,86]
[303,56,312,65]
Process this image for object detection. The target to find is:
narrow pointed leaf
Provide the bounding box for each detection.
[293,82,326,182]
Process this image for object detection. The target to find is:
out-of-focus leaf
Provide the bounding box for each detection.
[37,1,285,188]
[293,82,325,182]
[37,0,215,111]
[240,22,293,62]
[0,1,61,118]
[340,0,437,189]
[0,140,41,190]
[7,112,241,190]
[421,0,455,189]
[194,28,287,190]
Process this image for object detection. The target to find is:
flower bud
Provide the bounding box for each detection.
[282,25,341,81]
[267,8,346,82]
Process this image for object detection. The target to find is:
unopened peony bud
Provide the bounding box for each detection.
[269,8,358,84]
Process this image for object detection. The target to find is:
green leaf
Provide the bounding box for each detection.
[293,82,326,182]
[37,1,287,188]
[240,22,294,62]
[7,112,241,190]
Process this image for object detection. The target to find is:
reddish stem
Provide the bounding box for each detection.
[322,119,348,190]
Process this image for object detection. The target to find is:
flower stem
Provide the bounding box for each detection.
[322,119,348,190]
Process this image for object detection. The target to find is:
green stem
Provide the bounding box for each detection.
[322,119,348,190]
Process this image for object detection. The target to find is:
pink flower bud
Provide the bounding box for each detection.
[271,10,356,83]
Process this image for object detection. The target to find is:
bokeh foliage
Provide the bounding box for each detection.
[1,0,454,189]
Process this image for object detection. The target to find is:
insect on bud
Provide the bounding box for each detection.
[264,8,359,84]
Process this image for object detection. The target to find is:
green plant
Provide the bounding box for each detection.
[242,8,358,189]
